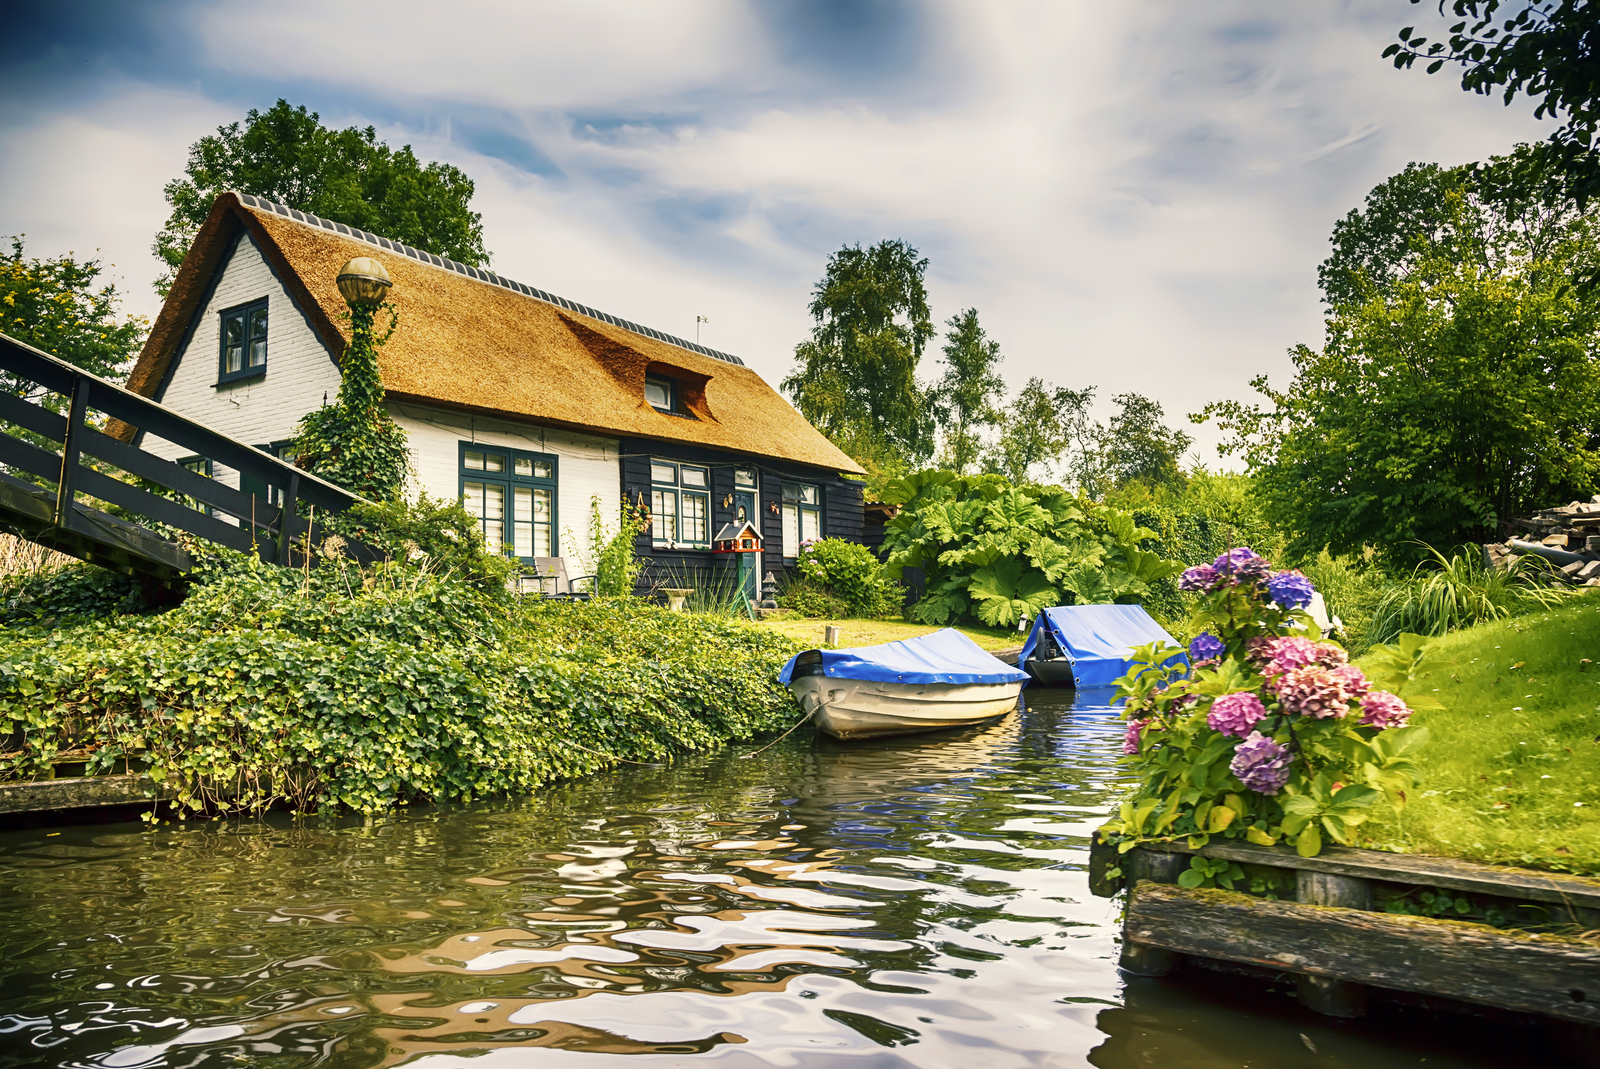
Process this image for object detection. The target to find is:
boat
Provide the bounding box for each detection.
[1018,604,1187,688]
[778,628,1030,741]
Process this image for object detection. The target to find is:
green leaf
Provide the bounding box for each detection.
[1296,824,1323,858]
[1245,826,1276,846]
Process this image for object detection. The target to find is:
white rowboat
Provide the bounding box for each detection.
[779,629,1029,742]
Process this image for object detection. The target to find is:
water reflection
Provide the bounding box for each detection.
[0,689,1545,1067]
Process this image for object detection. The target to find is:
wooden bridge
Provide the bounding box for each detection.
[0,331,361,587]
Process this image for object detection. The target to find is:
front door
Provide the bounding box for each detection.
[733,490,757,602]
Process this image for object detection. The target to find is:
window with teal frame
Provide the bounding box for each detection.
[648,459,710,548]
[459,443,558,560]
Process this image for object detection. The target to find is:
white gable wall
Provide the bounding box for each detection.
[140,230,342,489]
[390,402,617,567]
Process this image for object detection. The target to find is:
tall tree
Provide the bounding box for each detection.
[933,308,1005,473]
[1102,393,1193,493]
[782,239,936,470]
[988,379,1096,486]
[1,236,147,406]
[154,100,488,295]
[1199,199,1600,559]
[1386,1,1600,207]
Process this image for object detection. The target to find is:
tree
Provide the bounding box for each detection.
[1102,393,1193,493]
[932,308,1005,473]
[1198,229,1600,559]
[1386,1,1600,207]
[154,100,488,295]
[988,378,1094,485]
[1319,146,1588,308]
[1,236,147,406]
[782,239,936,470]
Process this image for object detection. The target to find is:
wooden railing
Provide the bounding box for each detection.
[0,331,362,582]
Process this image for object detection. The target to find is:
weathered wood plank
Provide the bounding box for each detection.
[1295,870,1373,1017]
[1126,881,1600,1025]
[0,774,167,815]
[1141,837,1600,910]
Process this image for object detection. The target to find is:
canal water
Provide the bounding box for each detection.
[0,689,1546,1068]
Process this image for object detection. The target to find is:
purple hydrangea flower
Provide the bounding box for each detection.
[1359,691,1411,729]
[1123,717,1149,755]
[1207,692,1268,737]
[1189,632,1225,661]
[1230,731,1294,795]
[1212,547,1270,582]
[1268,569,1315,610]
[1178,564,1218,592]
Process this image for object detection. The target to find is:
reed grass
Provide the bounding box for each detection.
[1367,546,1576,646]
[0,535,73,578]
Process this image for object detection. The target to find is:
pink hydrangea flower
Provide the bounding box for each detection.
[1329,664,1371,698]
[1123,717,1150,755]
[1359,691,1411,729]
[1272,664,1358,719]
[1261,636,1320,678]
[1207,692,1268,737]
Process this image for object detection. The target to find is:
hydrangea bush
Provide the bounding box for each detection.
[1101,547,1436,859]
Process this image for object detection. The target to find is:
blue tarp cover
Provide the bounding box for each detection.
[1018,605,1187,688]
[778,627,1030,687]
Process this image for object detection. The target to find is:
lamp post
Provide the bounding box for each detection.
[336,257,392,306]
[331,258,393,422]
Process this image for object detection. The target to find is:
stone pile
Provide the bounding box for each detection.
[1484,496,1600,586]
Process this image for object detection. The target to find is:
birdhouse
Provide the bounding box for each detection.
[714,519,762,553]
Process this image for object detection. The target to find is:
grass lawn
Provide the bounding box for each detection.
[746,614,1023,652]
[1354,593,1600,875]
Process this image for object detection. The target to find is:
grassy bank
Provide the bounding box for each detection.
[749,614,1022,651]
[0,553,802,815]
[1354,594,1600,874]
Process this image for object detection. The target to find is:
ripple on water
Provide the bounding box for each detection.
[0,688,1550,1068]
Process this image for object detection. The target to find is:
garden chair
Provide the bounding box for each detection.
[516,557,596,601]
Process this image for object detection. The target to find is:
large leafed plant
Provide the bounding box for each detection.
[877,470,1184,627]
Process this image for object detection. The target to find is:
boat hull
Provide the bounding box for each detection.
[1023,655,1077,687]
[788,675,1023,741]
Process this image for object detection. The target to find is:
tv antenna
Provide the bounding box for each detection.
[696,315,709,343]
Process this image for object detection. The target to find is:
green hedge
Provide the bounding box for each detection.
[0,555,800,814]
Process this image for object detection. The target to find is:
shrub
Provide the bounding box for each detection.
[338,493,517,596]
[792,538,900,618]
[588,496,650,597]
[1101,546,1437,861]
[776,574,850,619]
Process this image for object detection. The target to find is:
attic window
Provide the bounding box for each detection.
[218,298,268,384]
[645,375,675,412]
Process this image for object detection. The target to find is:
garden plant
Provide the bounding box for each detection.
[1101,547,1437,865]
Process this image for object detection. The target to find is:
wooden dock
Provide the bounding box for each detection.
[1094,833,1600,1063]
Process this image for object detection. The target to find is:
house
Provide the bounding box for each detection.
[110,192,867,595]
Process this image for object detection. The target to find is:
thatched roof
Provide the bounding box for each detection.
[112,192,864,474]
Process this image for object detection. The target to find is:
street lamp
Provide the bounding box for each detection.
[336,257,392,306]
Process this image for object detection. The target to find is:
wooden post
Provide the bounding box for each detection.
[1120,849,1187,976]
[54,377,89,527]
[1296,869,1372,1017]
[277,472,300,566]
[824,625,841,646]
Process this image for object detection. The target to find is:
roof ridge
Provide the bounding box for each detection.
[232,192,745,368]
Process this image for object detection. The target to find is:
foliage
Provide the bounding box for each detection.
[790,538,900,618]
[1368,545,1577,643]
[1099,393,1194,495]
[932,308,1006,474]
[336,492,518,597]
[987,378,1096,485]
[1100,548,1435,860]
[0,550,801,815]
[1199,195,1600,559]
[782,239,937,469]
[154,99,488,295]
[290,300,410,501]
[878,469,1184,628]
[0,563,141,626]
[1355,596,1600,875]
[1386,1,1600,208]
[0,236,147,403]
[775,576,850,620]
[586,496,650,597]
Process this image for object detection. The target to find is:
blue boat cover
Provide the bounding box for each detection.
[1018,605,1187,688]
[778,627,1030,687]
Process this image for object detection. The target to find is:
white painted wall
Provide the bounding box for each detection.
[141,231,341,494]
[389,402,620,567]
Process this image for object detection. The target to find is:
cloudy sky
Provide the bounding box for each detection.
[0,1,1554,464]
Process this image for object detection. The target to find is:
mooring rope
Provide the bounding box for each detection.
[740,704,814,759]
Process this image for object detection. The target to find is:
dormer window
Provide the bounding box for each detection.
[645,375,674,412]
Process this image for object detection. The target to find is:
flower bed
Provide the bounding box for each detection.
[1102,547,1436,863]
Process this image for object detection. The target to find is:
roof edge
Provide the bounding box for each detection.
[232,192,746,368]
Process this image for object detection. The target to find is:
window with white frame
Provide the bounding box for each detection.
[460,444,557,560]
[781,480,821,555]
[649,459,710,547]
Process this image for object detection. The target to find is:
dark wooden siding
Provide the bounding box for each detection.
[617,437,866,596]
